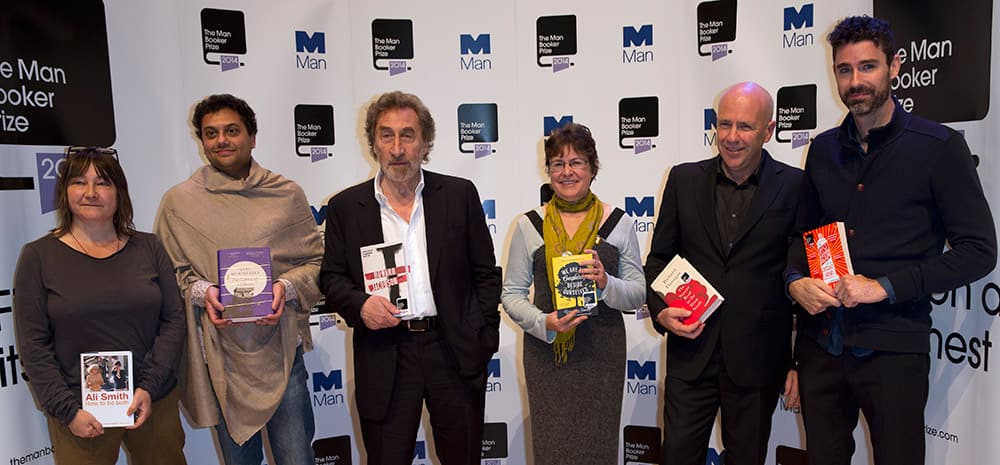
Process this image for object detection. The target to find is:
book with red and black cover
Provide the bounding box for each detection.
[218,247,274,322]
[803,222,854,287]
[650,255,724,325]
[360,241,413,318]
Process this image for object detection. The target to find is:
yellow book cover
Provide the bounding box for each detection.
[551,253,598,316]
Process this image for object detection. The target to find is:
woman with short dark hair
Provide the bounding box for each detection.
[501,123,646,464]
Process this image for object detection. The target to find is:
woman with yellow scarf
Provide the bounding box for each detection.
[501,123,646,464]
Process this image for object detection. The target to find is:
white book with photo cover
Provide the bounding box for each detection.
[80,351,134,427]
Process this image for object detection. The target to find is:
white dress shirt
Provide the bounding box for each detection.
[373,169,438,319]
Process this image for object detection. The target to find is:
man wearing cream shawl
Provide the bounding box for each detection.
[155,94,323,465]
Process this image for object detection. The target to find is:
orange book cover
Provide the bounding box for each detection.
[803,222,854,286]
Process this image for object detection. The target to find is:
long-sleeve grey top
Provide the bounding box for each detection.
[501,205,646,342]
[13,232,186,425]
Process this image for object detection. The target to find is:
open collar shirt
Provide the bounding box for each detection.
[374,169,438,319]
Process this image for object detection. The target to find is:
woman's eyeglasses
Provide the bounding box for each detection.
[548,159,589,172]
[65,146,118,161]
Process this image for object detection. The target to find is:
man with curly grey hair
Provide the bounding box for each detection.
[321,91,501,465]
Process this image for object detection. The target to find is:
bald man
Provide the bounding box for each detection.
[645,82,802,465]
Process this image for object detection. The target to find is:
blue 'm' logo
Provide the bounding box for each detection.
[783,4,814,31]
[414,441,427,460]
[625,196,655,217]
[704,108,717,131]
[295,30,326,53]
[623,24,653,47]
[626,360,656,380]
[460,34,491,55]
[487,358,501,378]
[312,370,343,392]
[544,115,573,136]
[311,204,327,225]
[482,199,496,219]
[707,447,722,465]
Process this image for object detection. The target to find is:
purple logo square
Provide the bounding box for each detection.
[389,60,408,76]
[791,131,810,149]
[474,143,492,159]
[711,44,728,61]
[310,147,329,163]
[634,139,652,154]
[552,56,571,72]
[220,55,240,71]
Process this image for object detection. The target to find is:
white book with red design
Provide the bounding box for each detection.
[650,255,724,325]
[360,241,413,318]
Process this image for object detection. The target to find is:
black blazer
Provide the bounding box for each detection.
[645,151,801,388]
[320,170,501,421]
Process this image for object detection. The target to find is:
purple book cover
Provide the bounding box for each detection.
[217,247,273,322]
